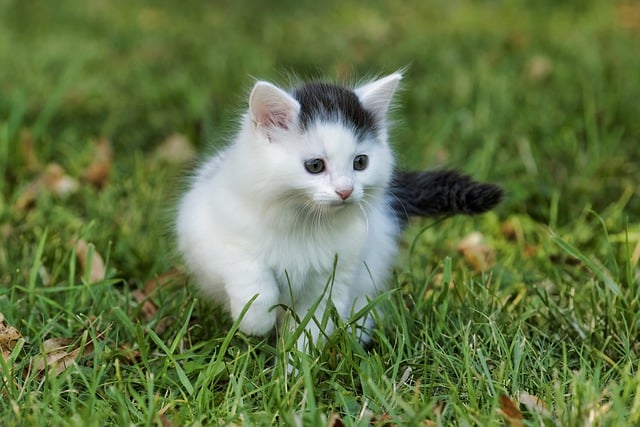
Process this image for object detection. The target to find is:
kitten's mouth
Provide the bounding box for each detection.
[325,199,354,208]
[308,196,357,210]
[329,201,347,208]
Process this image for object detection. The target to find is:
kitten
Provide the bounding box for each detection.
[176,72,502,350]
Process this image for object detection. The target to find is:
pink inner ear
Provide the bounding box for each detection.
[265,111,291,130]
[250,82,299,132]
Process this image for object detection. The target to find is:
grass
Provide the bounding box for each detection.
[1,0,639,425]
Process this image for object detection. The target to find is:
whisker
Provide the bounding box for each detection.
[357,203,370,233]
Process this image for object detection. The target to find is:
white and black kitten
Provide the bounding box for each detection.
[176,72,502,350]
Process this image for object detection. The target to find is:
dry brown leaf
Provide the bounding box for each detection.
[431,272,454,290]
[75,239,106,283]
[143,269,183,295]
[617,3,640,31]
[0,313,22,362]
[523,245,540,258]
[501,219,520,241]
[499,394,524,427]
[526,55,553,82]
[457,231,495,272]
[370,413,395,426]
[20,129,42,172]
[153,133,196,165]
[13,180,40,212]
[41,163,80,196]
[133,290,174,334]
[517,391,550,417]
[159,412,172,427]
[133,269,185,334]
[327,413,345,427]
[14,163,79,211]
[117,343,142,364]
[83,137,113,189]
[133,289,159,321]
[588,401,613,424]
[32,337,94,376]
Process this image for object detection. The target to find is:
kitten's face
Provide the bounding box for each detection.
[247,74,401,214]
[276,122,392,210]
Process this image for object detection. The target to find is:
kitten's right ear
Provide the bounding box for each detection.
[355,72,402,121]
[249,81,300,133]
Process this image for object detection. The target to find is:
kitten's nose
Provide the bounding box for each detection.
[336,188,353,200]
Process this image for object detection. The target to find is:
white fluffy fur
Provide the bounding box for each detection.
[176,73,402,349]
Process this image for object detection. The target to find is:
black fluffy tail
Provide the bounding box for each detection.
[388,170,503,225]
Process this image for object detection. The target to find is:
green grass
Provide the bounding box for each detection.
[1,0,639,425]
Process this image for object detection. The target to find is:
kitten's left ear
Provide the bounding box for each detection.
[355,72,402,121]
[249,81,300,133]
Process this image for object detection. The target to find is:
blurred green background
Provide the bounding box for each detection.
[1,1,640,424]
[2,0,639,294]
[0,0,640,288]
[0,0,640,206]
[2,0,638,222]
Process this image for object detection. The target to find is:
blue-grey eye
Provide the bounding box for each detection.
[304,158,325,174]
[353,154,368,171]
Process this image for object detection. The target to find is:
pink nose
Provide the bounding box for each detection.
[336,188,353,200]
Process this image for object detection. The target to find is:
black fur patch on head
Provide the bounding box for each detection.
[293,82,377,138]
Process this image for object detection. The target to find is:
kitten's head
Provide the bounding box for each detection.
[245,73,401,215]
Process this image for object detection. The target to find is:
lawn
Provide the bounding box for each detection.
[1,0,639,425]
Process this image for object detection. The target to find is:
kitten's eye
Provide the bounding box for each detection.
[353,154,369,171]
[304,158,325,174]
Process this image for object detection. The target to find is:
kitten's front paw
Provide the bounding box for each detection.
[237,306,277,337]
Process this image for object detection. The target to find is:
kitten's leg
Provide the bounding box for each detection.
[222,263,280,337]
[351,290,380,346]
[351,245,397,345]
[286,280,352,353]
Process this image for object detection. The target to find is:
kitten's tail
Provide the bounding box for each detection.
[388,170,503,225]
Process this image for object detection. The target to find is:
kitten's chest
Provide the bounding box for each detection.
[260,215,366,288]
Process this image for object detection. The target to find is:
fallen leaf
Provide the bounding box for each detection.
[132,269,185,334]
[523,245,540,258]
[431,273,454,290]
[14,163,79,211]
[525,55,553,82]
[13,182,36,211]
[0,313,22,362]
[20,129,42,172]
[32,337,94,376]
[499,394,524,427]
[133,289,159,321]
[588,401,614,424]
[457,232,495,272]
[41,163,79,196]
[370,413,395,426]
[83,137,113,189]
[501,219,520,241]
[327,413,345,427]
[617,3,640,31]
[143,269,183,295]
[517,391,551,417]
[159,413,172,427]
[153,133,196,165]
[117,343,142,364]
[74,239,106,283]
